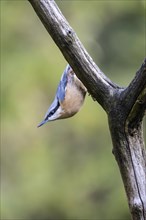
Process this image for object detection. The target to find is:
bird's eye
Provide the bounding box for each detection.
[47,101,60,118]
[50,109,55,116]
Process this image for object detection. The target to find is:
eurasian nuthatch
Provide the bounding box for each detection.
[38,65,87,127]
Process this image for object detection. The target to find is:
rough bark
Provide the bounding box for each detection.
[28,0,146,219]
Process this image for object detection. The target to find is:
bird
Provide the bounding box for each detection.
[38,64,87,127]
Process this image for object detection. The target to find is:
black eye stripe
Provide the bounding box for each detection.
[49,109,55,117]
[45,101,60,119]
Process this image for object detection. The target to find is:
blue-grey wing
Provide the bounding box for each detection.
[56,65,70,102]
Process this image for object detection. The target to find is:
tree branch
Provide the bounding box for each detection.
[28,0,146,219]
[28,0,120,111]
[123,59,146,127]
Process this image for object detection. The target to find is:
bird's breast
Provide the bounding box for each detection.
[60,83,86,118]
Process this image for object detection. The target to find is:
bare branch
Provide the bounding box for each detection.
[122,59,146,125]
[28,0,146,219]
[127,88,146,131]
[28,0,120,111]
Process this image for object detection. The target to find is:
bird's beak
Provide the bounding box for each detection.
[37,119,47,128]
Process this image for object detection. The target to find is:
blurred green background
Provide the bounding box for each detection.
[1,0,146,219]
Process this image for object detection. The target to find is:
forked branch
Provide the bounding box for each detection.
[28,0,146,219]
